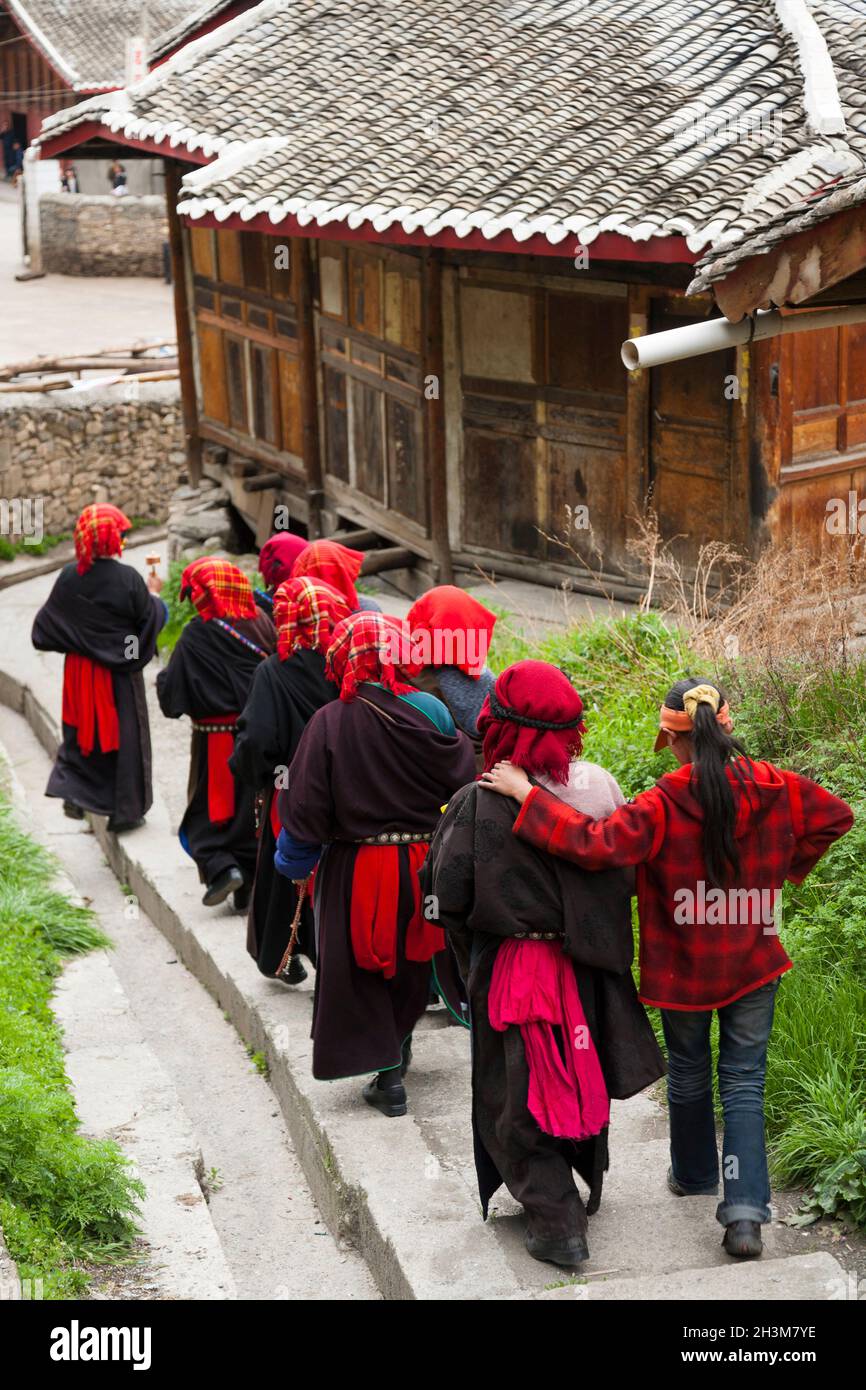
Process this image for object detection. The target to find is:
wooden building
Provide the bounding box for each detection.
[36,0,866,595]
[0,1,216,147]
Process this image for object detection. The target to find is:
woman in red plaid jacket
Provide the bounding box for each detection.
[481,676,853,1261]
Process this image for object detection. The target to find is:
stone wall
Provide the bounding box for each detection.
[39,193,169,277]
[0,383,186,537]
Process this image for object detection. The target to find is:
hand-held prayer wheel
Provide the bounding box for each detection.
[146,552,161,578]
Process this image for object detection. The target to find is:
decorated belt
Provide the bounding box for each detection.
[192,721,237,734]
[352,831,434,845]
[513,931,563,941]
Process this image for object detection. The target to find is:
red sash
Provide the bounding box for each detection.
[197,715,239,824]
[62,653,119,757]
[349,842,443,978]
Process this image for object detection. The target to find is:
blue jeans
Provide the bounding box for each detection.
[660,977,780,1226]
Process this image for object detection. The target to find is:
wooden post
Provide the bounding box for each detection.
[625,284,651,541]
[163,159,201,484]
[296,238,324,537]
[423,249,454,584]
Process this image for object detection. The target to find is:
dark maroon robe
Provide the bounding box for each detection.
[156,610,275,886]
[229,646,338,973]
[32,558,165,823]
[422,781,665,1244]
[281,683,476,1080]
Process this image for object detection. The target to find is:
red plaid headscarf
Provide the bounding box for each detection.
[180,557,258,622]
[478,659,586,785]
[74,504,131,575]
[325,611,422,702]
[291,539,365,610]
[272,577,351,661]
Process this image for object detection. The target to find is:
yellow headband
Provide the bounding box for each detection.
[682,683,721,720]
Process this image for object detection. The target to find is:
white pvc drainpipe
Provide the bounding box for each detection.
[621,303,866,371]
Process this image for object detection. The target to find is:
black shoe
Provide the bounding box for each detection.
[202,865,244,906]
[232,883,251,913]
[401,1036,413,1077]
[362,1075,407,1118]
[525,1229,589,1267]
[107,816,145,834]
[667,1166,718,1197]
[277,955,308,985]
[63,801,84,820]
[722,1220,763,1259]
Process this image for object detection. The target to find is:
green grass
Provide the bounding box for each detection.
[0,532,71,562]
[0,795,144,1296]
[485,610,866,1226]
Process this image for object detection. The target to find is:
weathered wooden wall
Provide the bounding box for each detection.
[183,225,777,592]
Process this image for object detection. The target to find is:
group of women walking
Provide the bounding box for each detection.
[32,507,854,1271]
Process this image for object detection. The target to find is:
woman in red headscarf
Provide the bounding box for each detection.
[32,505,166,831]
[291,539,382,613]
[422,660,664,1268]
[156,558,276,908]
[407,585,497,770]
[254,532,308,615]
[275,611,475,1114]
[229,578,349,982]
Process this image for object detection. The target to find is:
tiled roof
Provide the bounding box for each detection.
[150,0,243,60]
[6,0,207,90]
[689,167,866,292]
[40,0,866,260]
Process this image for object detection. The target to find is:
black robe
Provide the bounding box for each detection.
[31,558,165,823]
[156,611,276,885]
[282,684,476,1080]
[229,647,338,974]
[421,781,666,1243]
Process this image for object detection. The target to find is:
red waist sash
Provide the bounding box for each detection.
[194,715,239,824]
[62,653,119,757]
[349,842,443,978]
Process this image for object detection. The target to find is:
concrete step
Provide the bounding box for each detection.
[525,1252,851,1301]
[0,745,236,1301]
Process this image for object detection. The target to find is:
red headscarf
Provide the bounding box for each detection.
[407,585,497,677]
[74,504,131,575]
[258,532,308,590]
[180,557,258,622]
[326,611,422,702]
[272,577,351,661]
[291,539,365,610]
[478,660,586,785]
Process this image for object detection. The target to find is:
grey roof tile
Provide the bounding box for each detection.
[7,0,207,89]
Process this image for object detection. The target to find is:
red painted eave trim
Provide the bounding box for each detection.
[180,208,697,263]
[38,122,210,164]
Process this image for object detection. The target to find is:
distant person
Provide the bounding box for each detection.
[276,611,475,1114]
[291,539,382,613]
[407,585,497,770]
[254,531,308,614]
[109,160,128,195]
[10,141,24,185]
[156,559,276,910]
[230,577,349,983]
[31,506,166,833]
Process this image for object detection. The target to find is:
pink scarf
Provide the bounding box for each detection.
[489,939,610,1140]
